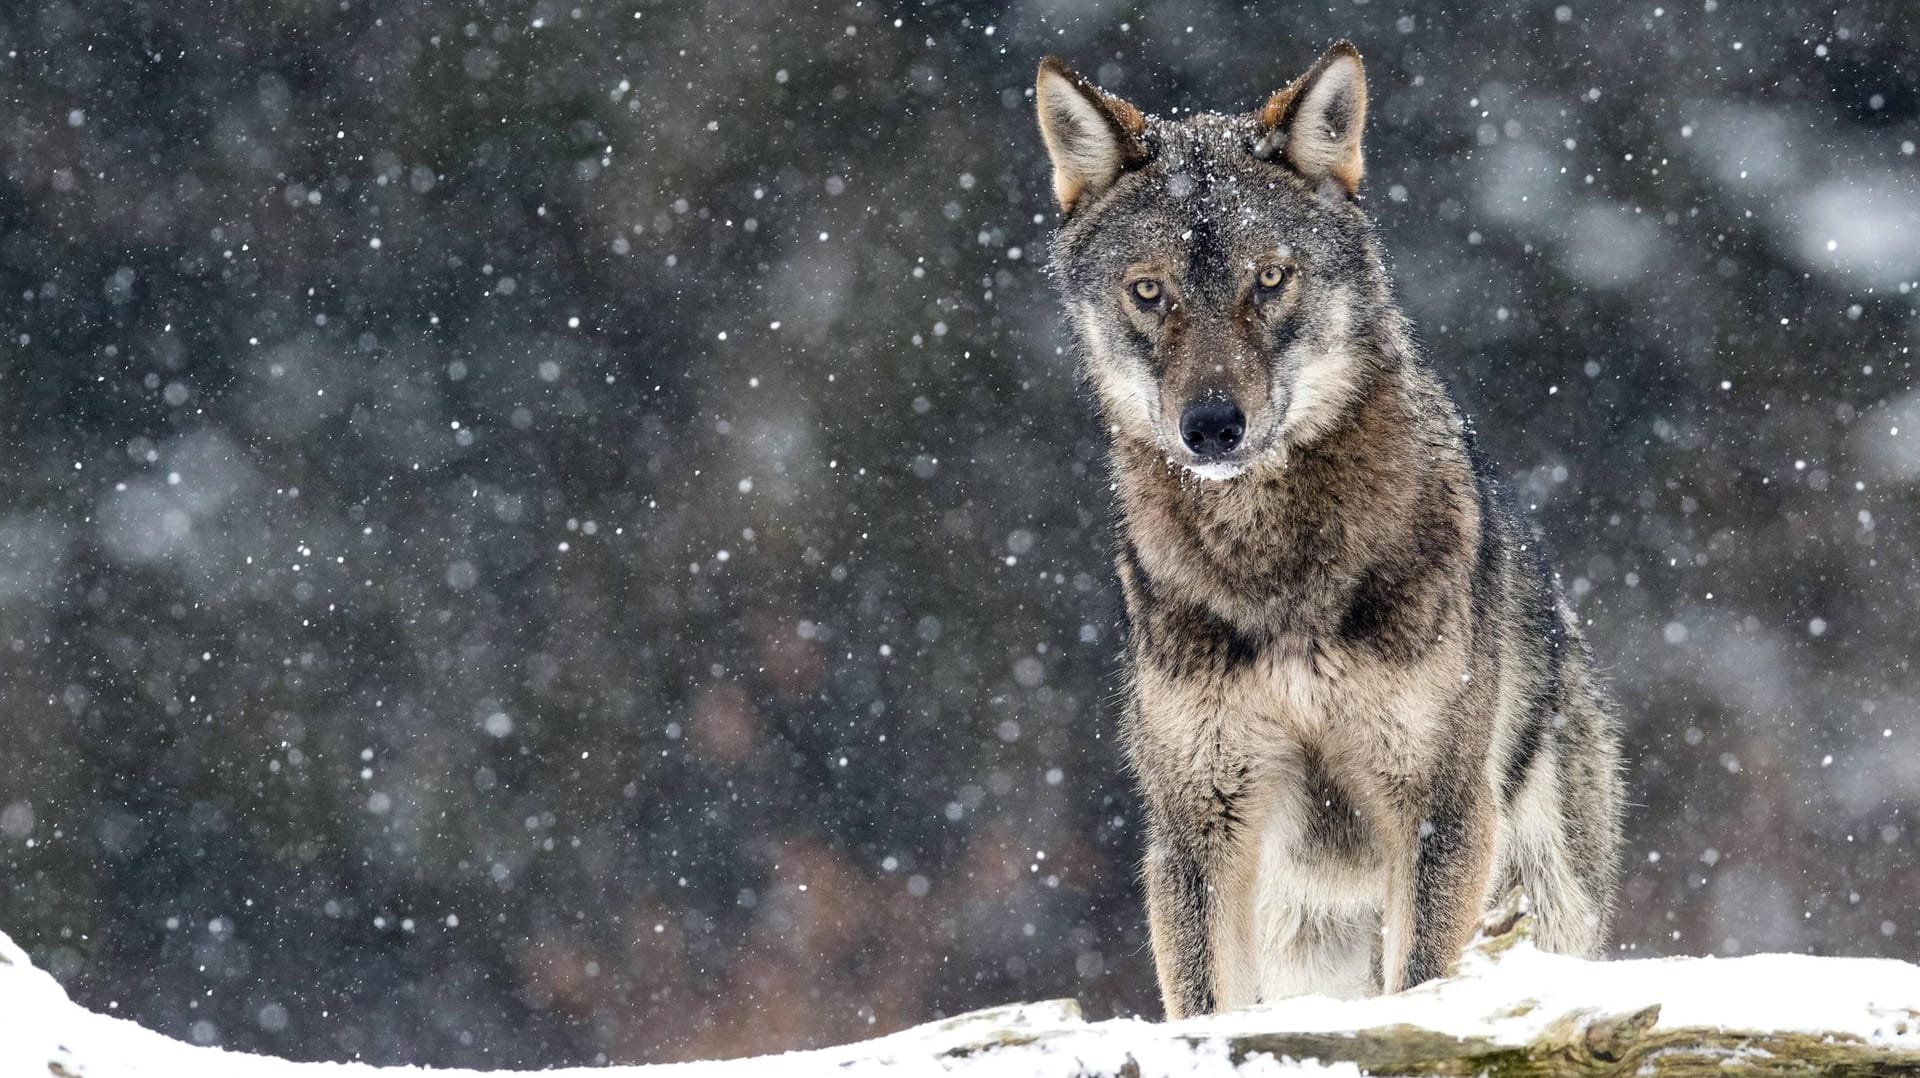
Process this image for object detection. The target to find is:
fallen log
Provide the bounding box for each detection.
[4,902,1917,1076]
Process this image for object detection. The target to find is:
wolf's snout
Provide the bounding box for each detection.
[1179,398,1246,458]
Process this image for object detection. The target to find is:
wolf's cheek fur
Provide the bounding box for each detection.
[1077,302,1162,440]
[1275,286,1369,449]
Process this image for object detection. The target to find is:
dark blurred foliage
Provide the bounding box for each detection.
[1,0,1917,1067]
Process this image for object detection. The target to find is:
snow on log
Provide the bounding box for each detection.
[5,903,1920,1077]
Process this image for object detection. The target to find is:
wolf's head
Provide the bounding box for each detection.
[1037,43,1397,481]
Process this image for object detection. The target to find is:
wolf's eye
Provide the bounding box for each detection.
[1256,265,1288,292]
[1130,279,1163,304]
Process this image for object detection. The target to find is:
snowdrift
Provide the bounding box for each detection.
[5,905,1918,1076]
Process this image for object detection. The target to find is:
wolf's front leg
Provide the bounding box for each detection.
[1382,769,1495,993]
[1141,789,1258,1019]
[1143,828,1217,1018]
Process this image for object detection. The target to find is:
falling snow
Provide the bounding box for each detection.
[0,0,1916,1070]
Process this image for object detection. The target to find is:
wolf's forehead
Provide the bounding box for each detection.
[1118,124,1291,285]
[1144,115,1291,229]
[1057,110,1308,287]
[1150,110,1258,151]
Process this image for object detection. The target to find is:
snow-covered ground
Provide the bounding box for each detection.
[5,921,1919,1076]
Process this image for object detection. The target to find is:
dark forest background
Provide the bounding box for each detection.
[2,0,1917,1066]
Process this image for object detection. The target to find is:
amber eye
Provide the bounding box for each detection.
[1257,265,1288,291]
[1130,279,1163,304]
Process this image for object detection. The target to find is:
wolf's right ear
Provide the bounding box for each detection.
[1035,57,1149,214]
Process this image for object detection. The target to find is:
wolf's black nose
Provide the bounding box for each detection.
[1179,398,1246,457]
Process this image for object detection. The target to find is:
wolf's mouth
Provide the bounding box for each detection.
[1183,459,1250,482]
[1167,434,1277,482]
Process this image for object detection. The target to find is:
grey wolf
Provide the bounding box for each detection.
[1034,42,1624,1016]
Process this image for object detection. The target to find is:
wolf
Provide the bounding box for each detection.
[1033,43,1624,1016]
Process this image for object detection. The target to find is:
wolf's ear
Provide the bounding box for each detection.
[1035,57,1149,214]
[1255,41,1368,197]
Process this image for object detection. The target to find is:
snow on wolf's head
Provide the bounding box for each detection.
[1036,43,1399,481]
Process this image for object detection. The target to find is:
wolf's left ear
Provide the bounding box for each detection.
[1255,41,1368,197]
[1035,57,1149,214]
